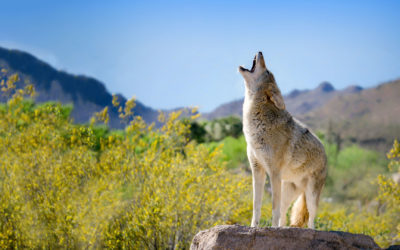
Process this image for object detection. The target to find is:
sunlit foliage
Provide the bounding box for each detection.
[0,70,398,248]
[0,72,254,249]
[206,135,249,170]
[316,139,400,247]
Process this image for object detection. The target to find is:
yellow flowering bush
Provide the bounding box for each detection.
[0,72,255,248]
[316,139,400,247]
[376,139,400,244]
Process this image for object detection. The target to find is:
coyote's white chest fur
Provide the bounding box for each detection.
[239,52,327,229]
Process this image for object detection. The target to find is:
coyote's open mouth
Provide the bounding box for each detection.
[239,52,262,73]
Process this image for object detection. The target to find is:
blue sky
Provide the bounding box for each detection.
[1,0,400,111]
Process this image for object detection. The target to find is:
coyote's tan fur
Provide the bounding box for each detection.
[239,52,327,229]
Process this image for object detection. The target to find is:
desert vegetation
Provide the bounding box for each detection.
[0,71,399,248]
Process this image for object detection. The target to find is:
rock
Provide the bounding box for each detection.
[190,225,381,250]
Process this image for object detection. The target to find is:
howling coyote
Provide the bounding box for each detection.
[239,52,327,229]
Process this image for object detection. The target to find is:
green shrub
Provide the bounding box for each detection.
[323,143,387,203]
[189,116,242,143]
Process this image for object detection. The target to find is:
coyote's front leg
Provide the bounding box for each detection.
[270,172,282,227]
[250,160,266,227]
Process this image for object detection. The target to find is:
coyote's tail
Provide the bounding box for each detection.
[290,193,309,227]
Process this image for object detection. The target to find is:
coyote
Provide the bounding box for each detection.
[239,52,327,229]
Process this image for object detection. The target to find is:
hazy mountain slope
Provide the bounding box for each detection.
[204,81,362,120]
[203,99,243,120]
[0,47,159,128]
[300,79,400,151]
[285,82,364,115]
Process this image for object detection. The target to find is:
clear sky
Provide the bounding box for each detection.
[1,0,400,111]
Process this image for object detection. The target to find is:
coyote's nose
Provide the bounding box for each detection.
[256,51,263,61]
[256,51,266,69]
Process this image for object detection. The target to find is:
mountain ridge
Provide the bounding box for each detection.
[0,46,161,128]
[203,80,364,120]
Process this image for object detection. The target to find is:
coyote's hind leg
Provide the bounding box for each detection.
[305,178,323,229]
[280,182,302,227]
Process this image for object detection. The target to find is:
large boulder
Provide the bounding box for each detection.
[190,225,382,250]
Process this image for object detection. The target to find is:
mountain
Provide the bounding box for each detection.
[300,79,400,152]
[204,79,399,152]
[0,47,160,128]
[202,99,243,120]
[204,81,363,120]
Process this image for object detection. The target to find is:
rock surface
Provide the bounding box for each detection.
[190,225,382,250]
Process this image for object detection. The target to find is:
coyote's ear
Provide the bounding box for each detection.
[267,87,286,110]
[270,93,285,110]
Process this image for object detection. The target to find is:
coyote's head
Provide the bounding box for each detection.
[239,52,285,110]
